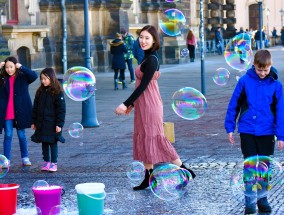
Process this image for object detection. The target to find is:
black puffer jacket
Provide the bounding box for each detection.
[31,87,66,144]
[0,66,38,131]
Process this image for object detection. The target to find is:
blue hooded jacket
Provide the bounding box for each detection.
[224,66,284,141]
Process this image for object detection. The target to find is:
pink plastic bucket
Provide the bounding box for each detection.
[32,185,64,215]
[0,184,20,215]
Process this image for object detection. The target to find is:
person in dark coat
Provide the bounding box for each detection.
[215,27,224,55]
[0,56,38,167]
[281,26,284,46]
[110,33,127,90]
[133,29,144,65]
[31,68,66,172]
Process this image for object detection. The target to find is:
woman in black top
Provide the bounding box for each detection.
[115,25,195,191]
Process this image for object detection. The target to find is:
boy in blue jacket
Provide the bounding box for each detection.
[225,49,284,214]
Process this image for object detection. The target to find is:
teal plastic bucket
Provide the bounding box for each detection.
[75,183,106,215]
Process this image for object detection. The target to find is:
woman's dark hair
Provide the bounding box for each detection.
[35,68,62,98]
[139,25,160,51]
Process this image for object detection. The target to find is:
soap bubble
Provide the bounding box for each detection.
[149,164,192,201]
[180,48,189,57]
[32,180,49,189]
[126,161,145,182]
[63,66,96,101]
[49,205,68,215]
[212,68,230,86]
[0,154,9,178]
[171,87,207,120]
[224,33,253,71]
[159,9,186,37]
[68,122,84,138]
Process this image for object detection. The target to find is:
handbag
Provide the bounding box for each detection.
[163,122,175,144]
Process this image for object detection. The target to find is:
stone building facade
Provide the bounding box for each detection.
[0,0,280,73]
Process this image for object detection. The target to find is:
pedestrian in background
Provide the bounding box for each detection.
[215,26,224,55]
[133,29,144,65]
[0,56,38,167]
[110,33,127,90]
[186,29,196,62]
[115,25,196,191]
[31,68,66,172]
[271,27,278,46]
[121,28,136,84]
[281,26,284,46]
[224,50,284,214]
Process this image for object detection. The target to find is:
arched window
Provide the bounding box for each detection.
[6,0,18,25]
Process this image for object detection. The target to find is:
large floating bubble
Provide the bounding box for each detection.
[0,154,9,178]
[212,68,230,86]
[159,9,186,37]
[171,87,207,120]
[224,33,253,71]
[149,164,192,201]
[230,156,283,203]
[68,122,84,138]
[63,66,96,101]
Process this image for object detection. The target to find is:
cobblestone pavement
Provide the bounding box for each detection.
[1,46,284,215]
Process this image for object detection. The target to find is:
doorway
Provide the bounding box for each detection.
[17,46,31,68]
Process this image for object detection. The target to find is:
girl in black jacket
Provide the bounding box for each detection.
[31,68,66,172]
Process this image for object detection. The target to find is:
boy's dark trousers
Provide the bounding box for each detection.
[42,142,58,163]
[240,133,274,213]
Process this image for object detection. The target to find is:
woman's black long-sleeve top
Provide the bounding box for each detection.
[123,50,159,107]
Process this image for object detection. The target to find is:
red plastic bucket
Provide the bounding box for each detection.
[0,184,20,215]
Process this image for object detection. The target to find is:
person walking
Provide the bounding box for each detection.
[0,56,38,167]
[281,26,284,46]
[224,50,284,214]
[271,27,278,46]
[120,28,136,84]
[215,26,224,55]
[31,68,66,172]
[110,33,127,90]
[115,25,196,191]
[133,29,144,65]
[186,29,196,62]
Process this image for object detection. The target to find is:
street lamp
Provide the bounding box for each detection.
[280,9,284,27]
[263,7,270,37]
[256,0,263,49]
[81,0,100,127]
[199,0,205,95]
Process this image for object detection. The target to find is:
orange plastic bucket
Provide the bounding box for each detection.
[0,184,20,215]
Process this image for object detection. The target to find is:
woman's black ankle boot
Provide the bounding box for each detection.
[133,169,153,191]
[180,163,196,179]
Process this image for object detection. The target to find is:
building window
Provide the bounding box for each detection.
[6,0,18,25]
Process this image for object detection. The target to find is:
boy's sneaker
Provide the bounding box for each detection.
[49,163,57,172]
[129,80,136,84]
[244,205,256,214]
[257,197,272,213]
[41,162,50,171]
[22,157,32,166]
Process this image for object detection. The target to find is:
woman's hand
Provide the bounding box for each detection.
[115,103,127,115]
[125,105,134,115]
[56,126,62,133]
[0,62,5,68]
